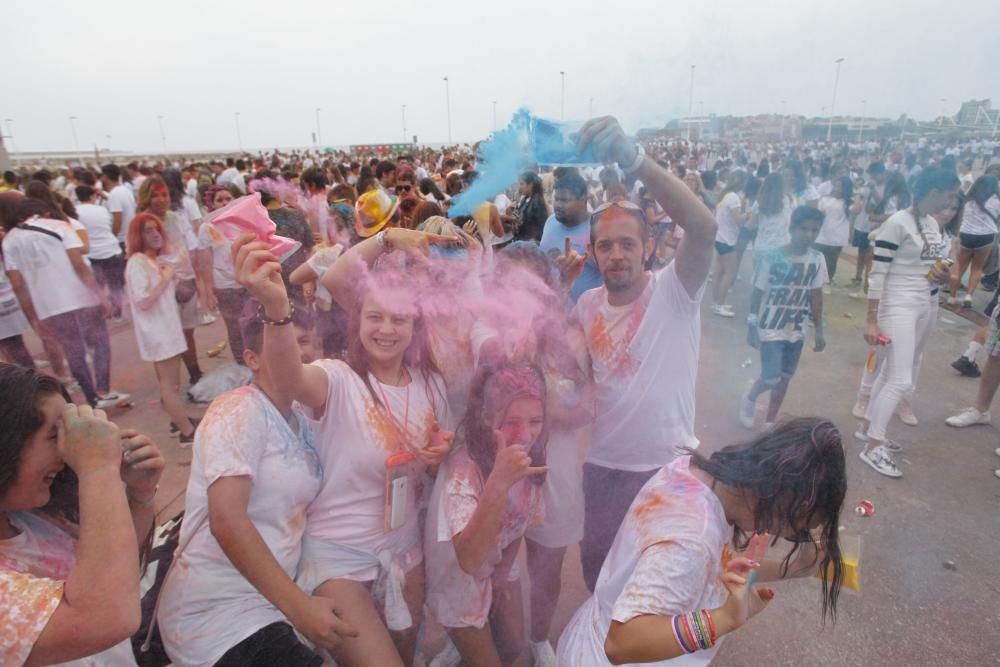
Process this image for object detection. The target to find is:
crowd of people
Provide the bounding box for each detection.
[0,114,997,667]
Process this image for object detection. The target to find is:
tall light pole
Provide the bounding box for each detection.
[492,101,497,132]
[687,64,696,142]
[858,99,867,142]
[69,116,80,154]
[234,112,243,152]
[826,57,844,142]
[315,108,322,148]
[443,76,452,143]
[939,98,948,126]
[401,104,407,143]
[560,71,566,121]
[4,118,16,154]
[157,115,167,153]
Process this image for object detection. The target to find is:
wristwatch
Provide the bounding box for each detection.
[620,144,646,174]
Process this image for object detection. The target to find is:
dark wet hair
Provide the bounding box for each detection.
[459,362,547,486]
[912,165,960,203]
[519,171,544,198]
[689,417,846,621]
[966,175,999,212]
[0,363,78,523]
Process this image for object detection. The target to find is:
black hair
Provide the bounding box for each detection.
[783,160,808,194]
[553,169,588,199]
[235,159,247,171]
[239,298,314,356]
[966,175,1000,211]
[301,167,328,192]
[941,191,965,236]
[419,178,447,202]
[701,170,718,191]
[912,165,960,203]
[757,173,786,217]
[744,176,762,202]
[31,170,52,186]
[0,363,78,523]
[790,205,824,228]
[101,163,122,182]
[162,168,186,211]
[520,171,544,198]
[689,417,846,621]
[833,175,853,218]
[755,161,770,179]
[75,185,96,202]
[375,160,397,180]
[866,161,886,176]
[2,171,15,185]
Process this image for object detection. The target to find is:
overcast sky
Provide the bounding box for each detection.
[5,0,998,153]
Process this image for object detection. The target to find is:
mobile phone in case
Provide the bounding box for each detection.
[384,452,416,533]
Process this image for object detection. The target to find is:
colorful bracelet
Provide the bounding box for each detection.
[689,611,706,649]
[702,609,717,645]
[672,615,694,654]
[679,613,697,652]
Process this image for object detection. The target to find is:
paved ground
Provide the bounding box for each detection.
[19,246,999,665]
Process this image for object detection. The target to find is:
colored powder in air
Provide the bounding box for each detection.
[449,108,600,217]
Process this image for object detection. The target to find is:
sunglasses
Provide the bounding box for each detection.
[396,185,413,193]
[591,199,648,225]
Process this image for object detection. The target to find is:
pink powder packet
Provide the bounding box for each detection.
[206,192,301,262]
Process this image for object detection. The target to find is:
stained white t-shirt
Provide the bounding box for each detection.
[124,254,187,362]
[75,204,122,260]
[0,511,137,667]
[1,217,99,320]
[557,456,731,667]
[303,359,450,580]
[751,196,792,253]
[714,192,743,246]
[105,184,136,242]
[197,220,239,290]
[0,259,31,340]
[959,199,998,237]
[574,263,703,471]
[159,385,321,667]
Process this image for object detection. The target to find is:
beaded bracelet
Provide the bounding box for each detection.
[256,301,295,326]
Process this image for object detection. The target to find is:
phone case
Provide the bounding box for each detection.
[384,452,416,533]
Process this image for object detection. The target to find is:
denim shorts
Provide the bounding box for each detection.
[759,339,805,384]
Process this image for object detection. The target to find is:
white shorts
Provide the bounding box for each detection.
[296,536,422,595]
[179,292,201,330]
[524,427,588,549]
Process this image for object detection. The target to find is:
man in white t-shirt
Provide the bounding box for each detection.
[100,164,137,246]
[571,117,717,591]
[75,185,126,318]
[217,158,248,194]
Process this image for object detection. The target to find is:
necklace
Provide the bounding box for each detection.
[375,373,411,451]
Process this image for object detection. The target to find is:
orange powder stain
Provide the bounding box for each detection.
[588,318,616,362]
[364,397,405,453]
[720,544,733,571]
[631,492,671,528]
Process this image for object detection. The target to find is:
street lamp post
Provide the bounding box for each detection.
[315,108,322,148]
[402,104,407,143]
[157,115,167,154]
[858,99,867,142]
[443,76,452,144]
[560,71,566,121]
[4,119,16,154]
[687,65,696,142]
[826,57,844,143]
[69,116,80,154]
[234,112,243,152]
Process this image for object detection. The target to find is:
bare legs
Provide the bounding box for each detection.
[154,356,194,437]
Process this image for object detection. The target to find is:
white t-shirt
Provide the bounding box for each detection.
[751,196,792,253]
[180,196,204,231]
[217,167,247,193]
[0,259,31,340]
[303,359,450,579]
[959,199,998,237]
[159,386,322,667]
[714,192,743,246]
[574,263,703,471]
[816,196,851,247]
[557,457,731,667]
[105,184,136,242]
[751,246,829,343]
[305,244,344,306]
[197,220,239,290]
[75,204,122,260]
[124,254,187,362]
[0,511,137,667]
[1,217,99,320]
[494,192,512,216]
[424,447,544,629]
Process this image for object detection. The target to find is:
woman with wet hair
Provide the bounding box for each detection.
[0,362,164,666]
[558,418,847,666]
[424,363,549,667]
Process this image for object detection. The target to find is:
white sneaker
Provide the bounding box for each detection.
[946,407,991,428]
[739,394,756,428]
[428,638,462,667]
[860,445,902,478]
[962,295,973,307]
[200,313,217,326]
[947,296,959,305]
[530,640,557,667]
[711,304,735,318]
[95,391,131,409]
[851,398,868,419]
[895,401,918,426]
[823,286,832,295]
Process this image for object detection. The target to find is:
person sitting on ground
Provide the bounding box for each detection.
[0,363,164,666]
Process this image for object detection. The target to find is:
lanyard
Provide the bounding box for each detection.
[375,376,411,451]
